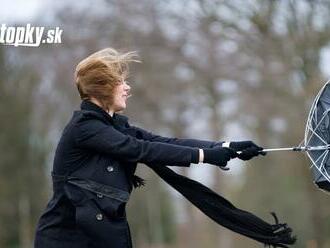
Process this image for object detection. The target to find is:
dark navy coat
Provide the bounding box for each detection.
[34,100,221,248]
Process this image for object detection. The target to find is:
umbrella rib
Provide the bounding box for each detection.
[309,149,328,169]
[318,150,330,180]
[307,149,330,183]
[305,109,330,146]
[306,125,328,146]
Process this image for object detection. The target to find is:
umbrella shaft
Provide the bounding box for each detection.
[262,146,330,152]
[262,147,300,152]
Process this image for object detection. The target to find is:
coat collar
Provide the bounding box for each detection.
[80,100,128,126]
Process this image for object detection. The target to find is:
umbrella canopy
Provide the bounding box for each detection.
[305,80,330,192]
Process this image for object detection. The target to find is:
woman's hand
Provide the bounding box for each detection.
[203,147,237,170]
[228,141,266,161]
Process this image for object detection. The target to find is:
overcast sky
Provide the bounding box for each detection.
[0,0,48,23]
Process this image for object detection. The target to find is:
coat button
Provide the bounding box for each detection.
[106,166,114,172]
[96,213,103,221]
[97,193,103,198]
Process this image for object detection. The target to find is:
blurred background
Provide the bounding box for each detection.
[1,0,330,247]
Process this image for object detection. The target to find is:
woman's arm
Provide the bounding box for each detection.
[128,125,224,149]
[73,118,200,167]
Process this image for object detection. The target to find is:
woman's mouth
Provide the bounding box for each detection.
[123,94,131,99]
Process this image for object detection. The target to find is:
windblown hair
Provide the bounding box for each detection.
[74,48,139,111]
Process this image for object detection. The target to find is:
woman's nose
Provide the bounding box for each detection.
[124,81,131,90]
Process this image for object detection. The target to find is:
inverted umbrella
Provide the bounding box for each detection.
[261,79,330,192]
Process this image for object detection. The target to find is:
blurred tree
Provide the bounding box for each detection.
[0,46,49,247]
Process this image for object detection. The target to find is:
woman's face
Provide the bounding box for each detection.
[111,80,131,112]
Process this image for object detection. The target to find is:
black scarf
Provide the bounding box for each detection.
[133,165,296,248]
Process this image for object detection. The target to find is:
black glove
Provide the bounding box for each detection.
[229,141,266,161]
[203,147,237,170]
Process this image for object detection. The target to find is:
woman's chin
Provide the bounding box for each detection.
[113,100,127,112]
[117,103,126,111]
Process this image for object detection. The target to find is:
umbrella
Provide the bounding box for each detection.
[261,79,330,193]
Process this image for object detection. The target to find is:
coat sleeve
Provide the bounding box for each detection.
[128,124,224,148]
[73,118,199,167]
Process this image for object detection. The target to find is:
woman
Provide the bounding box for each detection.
[33,48,269,248]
